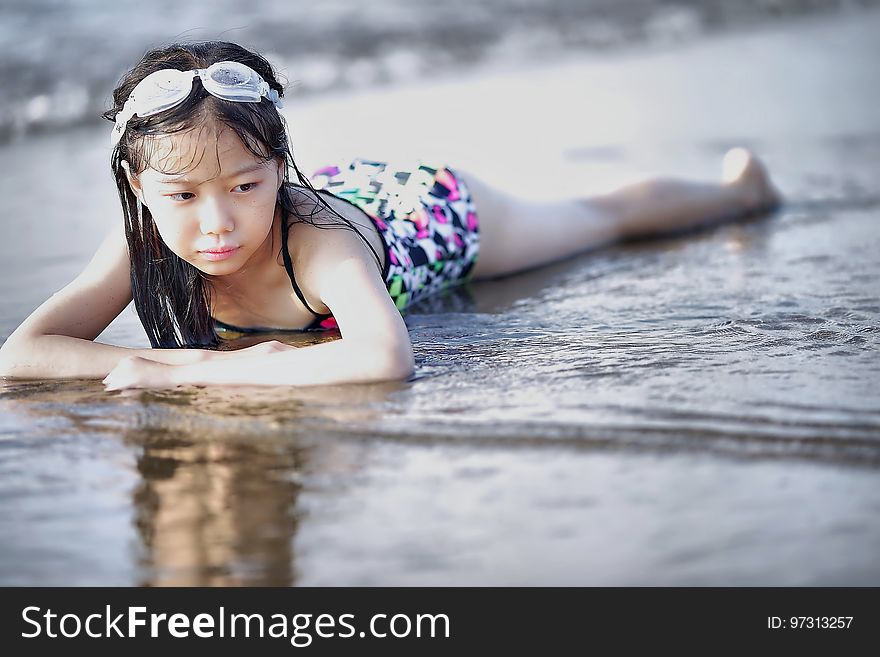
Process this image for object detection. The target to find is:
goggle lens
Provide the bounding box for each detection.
[132,69,196,117]
[202,62,263,103]
[208,64,250,87]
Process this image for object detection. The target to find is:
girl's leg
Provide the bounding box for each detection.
[466,148,781,280]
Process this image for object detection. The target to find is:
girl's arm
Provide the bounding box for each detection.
[104,223,415,389]
[107,334,412,389]
[0,224,220,380]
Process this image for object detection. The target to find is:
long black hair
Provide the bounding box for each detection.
[104,41,381,349]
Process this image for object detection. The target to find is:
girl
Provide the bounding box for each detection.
[0,41,780,390]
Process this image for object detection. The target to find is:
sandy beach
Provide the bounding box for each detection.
[0,7,878,585]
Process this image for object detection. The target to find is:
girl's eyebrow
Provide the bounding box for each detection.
[155,162,269,184]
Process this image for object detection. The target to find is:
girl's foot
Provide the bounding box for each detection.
[721,147,783,213]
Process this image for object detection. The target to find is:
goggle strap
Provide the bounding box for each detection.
[111,103,137,145]
[265,85,283,109]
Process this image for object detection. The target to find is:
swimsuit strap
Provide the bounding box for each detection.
[281,217,331,319]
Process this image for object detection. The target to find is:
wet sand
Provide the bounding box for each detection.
[1,9,879,585]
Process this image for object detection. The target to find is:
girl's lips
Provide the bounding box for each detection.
[199,246,240,261]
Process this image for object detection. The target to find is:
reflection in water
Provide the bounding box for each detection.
[0,379,403,586]
[121,383,404,586]
[130,431,305,586]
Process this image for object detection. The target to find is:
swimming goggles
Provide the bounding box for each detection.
[111,60,283,145]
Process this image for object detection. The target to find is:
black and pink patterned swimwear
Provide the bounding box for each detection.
[302,158,482,330]
[213,158,480,335]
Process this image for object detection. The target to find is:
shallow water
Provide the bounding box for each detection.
[1,9,879,585]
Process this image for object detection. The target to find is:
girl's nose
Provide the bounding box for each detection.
[198,197,235,235]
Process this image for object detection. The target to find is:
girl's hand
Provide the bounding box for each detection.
[103,356,179,391]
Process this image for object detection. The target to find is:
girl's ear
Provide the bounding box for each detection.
[276,158,286,188]
[120,160,145,204]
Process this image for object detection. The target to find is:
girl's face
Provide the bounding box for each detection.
[126,124,283,277]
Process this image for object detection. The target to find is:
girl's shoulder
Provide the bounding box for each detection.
[286,184,385,266]
[288,184,370,227]
[282,185,387,299]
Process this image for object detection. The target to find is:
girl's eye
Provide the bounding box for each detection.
[163,183,256,201]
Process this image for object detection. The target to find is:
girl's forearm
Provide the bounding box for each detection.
[0,334,213,380]
[170,337,414,387]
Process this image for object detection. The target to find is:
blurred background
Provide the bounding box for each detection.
[2,0,877,142]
